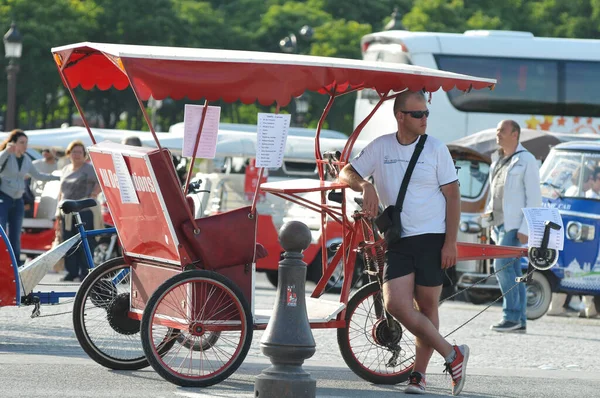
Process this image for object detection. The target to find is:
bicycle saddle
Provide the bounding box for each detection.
[60,198,98,214]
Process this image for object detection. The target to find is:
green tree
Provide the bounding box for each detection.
[0,0,99,128]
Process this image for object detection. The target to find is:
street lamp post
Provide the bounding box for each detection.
[279,26,313,126]
[3,22,23,131]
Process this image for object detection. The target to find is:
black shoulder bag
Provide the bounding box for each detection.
[374,134,428,245]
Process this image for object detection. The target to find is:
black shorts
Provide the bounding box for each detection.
[383,233,446,287]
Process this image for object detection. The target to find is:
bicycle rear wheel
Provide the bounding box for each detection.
[73,257,175,370]
[337,281,415,384]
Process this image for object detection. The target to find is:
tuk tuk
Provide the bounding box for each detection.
[453,129,600,318]
[537,141,600,317]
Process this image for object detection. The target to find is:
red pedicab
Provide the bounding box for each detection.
[51,42,550,387]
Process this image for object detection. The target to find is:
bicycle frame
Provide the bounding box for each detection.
[72,211,117,271]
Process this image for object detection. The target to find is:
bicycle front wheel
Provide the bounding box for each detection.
[337,281,415,384]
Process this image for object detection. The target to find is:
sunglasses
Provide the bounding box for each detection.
[400,110,430,119]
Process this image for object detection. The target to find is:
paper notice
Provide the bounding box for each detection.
[522,207,564,251]
[256,113,291,168]
[182,104,221,158]
[111,153,139,204]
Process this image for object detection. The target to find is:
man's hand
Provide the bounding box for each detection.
[441,241,457,269]
[517,232,528,245]
[360,181,379,219]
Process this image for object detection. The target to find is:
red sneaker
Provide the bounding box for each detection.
[405,371,426,394]
[444,344,469,396]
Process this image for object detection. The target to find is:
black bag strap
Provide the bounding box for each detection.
[491,149,525,182]
[395,134,427,213]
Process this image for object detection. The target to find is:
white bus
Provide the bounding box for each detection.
[354,29,600,143]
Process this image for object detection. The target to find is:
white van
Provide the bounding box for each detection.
[355,29,600,143]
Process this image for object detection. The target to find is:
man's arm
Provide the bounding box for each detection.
[441,181,460,268]
[339,164,379,218]
[518,156,543,243]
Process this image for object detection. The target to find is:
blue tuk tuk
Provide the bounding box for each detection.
[533,141,600,318]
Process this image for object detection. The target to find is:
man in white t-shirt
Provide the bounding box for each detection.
[339,90,467,396]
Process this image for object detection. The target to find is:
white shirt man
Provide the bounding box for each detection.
[339,90,468,396]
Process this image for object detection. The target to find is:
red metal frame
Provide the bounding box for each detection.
[50,44,508,332]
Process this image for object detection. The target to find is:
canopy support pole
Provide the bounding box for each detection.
[123,70,201,232]
[184,100,210,195]
[56,68,97,145]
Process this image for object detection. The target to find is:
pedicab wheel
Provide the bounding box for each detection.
[176,330,221,351]
[73,257,177,370]
[141,269,253,387]
[337,281,415,384]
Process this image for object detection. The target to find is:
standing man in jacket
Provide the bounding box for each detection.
[487,120,542,333]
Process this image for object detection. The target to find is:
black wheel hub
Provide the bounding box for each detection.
[372,318,402,347]
[90,280,117,308]
[107,293,140,335]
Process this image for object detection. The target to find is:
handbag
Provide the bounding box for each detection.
[181,205,258,270]
[374,134,428,245]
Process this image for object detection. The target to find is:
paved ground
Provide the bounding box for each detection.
[1,272,599,397]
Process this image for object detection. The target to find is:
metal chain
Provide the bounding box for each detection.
[443,258,534,339]
[438,257,519,305]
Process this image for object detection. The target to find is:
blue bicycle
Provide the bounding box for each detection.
[1,198,118,316]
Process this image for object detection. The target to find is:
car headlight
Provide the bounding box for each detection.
[566,222,581,241]
[459,221,482,234]
[566,221,595,241]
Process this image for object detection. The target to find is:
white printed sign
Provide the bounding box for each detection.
[182,104,221,158]
[111,153,139,204]
[256,113,290,168]
[522,207,564,251]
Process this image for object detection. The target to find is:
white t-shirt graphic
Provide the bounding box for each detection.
[351,133,457,238]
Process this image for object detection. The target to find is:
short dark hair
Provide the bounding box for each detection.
[393,90,426,115]
[122,136,142,147]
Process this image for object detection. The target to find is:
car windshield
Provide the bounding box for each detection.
[455,159,490,200]
[539,150,600,199]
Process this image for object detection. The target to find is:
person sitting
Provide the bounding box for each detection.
[585,167,600,199]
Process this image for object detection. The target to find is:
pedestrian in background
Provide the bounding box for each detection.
[55,140,101,281]
[486,120,542,333]
[31,148,58,197]
[0,130,59,263]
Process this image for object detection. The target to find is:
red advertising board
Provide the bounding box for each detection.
[89,142,185,265]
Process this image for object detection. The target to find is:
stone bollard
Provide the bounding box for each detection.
[254,221,317,398]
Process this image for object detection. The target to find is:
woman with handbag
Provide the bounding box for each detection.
[55,140,102,282]
[0,129,60,264]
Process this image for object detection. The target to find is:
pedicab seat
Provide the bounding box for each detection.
[180,205,268,271]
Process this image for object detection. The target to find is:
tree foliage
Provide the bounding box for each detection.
[0,0,599,133]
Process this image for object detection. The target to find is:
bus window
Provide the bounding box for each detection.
[435,55,559,115]
[564,61,600,116]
